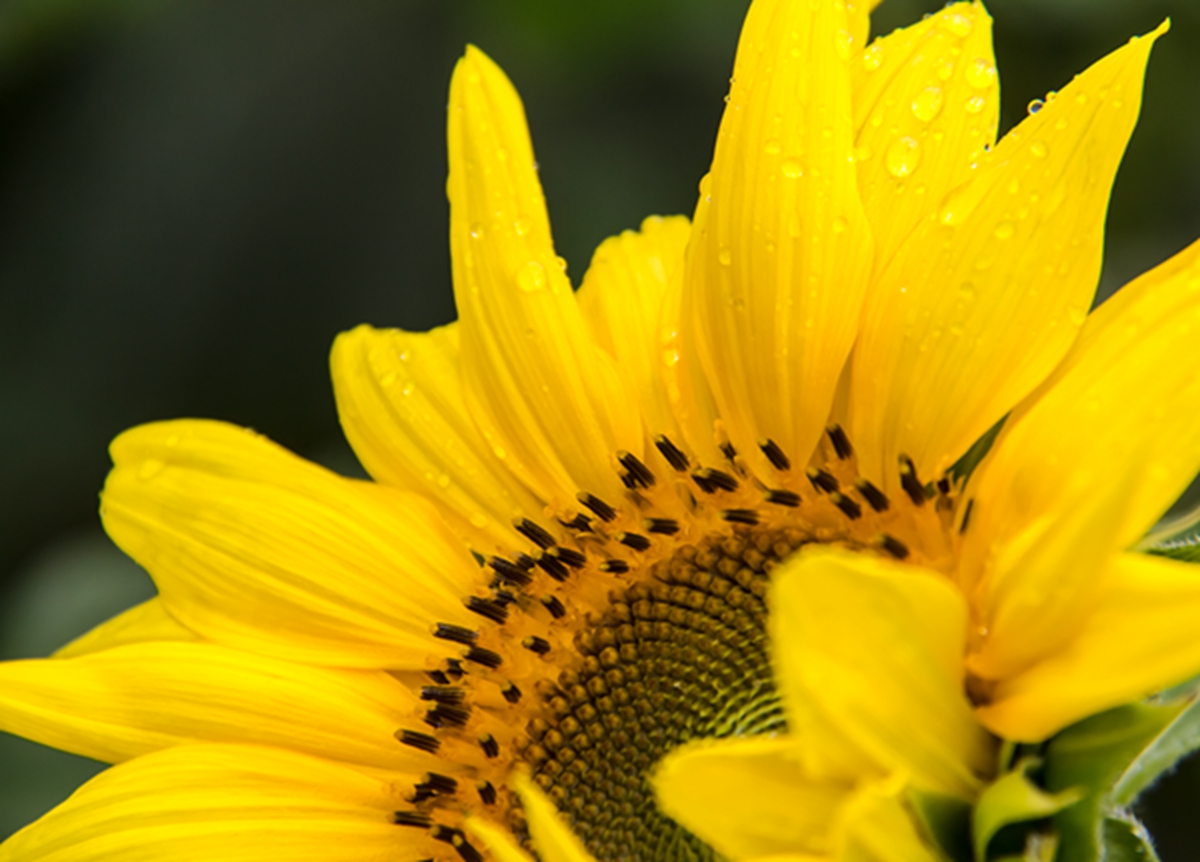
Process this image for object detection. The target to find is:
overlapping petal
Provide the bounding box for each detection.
[980,552,1200,741]
[771,548,993,798]
[0,745,406,862]
[101,419,482,668]
[852,3,999,271]
[331,323,541,551]
[54,598,195,658]
[849,24,1166,491]
[681,0,873,479]
[0,642,425,774]
[448,46,642,508]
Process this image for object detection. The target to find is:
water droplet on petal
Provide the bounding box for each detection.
[835,29,853,60]
[1029,140,1048,159]
[1068,306,1087,325]
[138,459,165,480]
[965,95,986,115]
[974,255,995,271]
[832,215,849,234]
[516,260,547,292]
[469,512,490,529]
[764,139,782,155]
[514,216,533,236]
[885,137,921,178]
[469,223,485,239]
[966,58,997,89]
[958,282,977,300]
[937,59,955,81]
[781,158,804,179]
[437,473,451,488]
[718,247,733,266]
[662,349,680,368]
[854,144,873,162]
[911,86,944,122]
[942,12,973,37]
[994,221,1015,240]
[862,44,883,71]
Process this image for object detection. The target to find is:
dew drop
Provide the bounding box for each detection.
[885,136,921,178]
[911,86,944,122]
[862,44,883,71]
[781,158,804,179]
[662,348,680,368]
[958,282,977,300]
[764,139,782,156]
[469,223,485,239]
[942,12,973,37]
[437,473,451,488]
[835,29,853,60]
[974,255,995,271]
[469,512,490,529]
[493,446,507,460]
[965,58,997,89]
[138,459,165,480]
[1076,92,1088,105]
[516,260,547,292]
[831,215,849,234]
[718,247,733,266]
[1027,98,1045,115]
[965,95,986,115]
[1029,140,1048,159]
[937,59,955,81]
[854,143,873,162]
[1068,306,1087,326]
[514,216,533,236]
[994,221,1015,240]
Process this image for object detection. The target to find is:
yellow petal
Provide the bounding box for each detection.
[577,214,692,445]
[836,775,942,862]
[514,774,597,862]
[682,0,874,479]
[464,817,538,862]
[979,552,1200,741]
[654,736,847,859]
[963,235,1200,568]
[853,3,998,271]
[849,23,1167,490]
[846,0,884,58]
[772,548,992,798]
[448,46,641,508]
[0,744,407,862]
[331,323,541,552]
[963,461,1138,683]
[101,420,481,668]
[0,642,425,774]
[54,598,195,658]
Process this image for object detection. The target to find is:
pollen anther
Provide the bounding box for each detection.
[617,451,656,489]
[396,729,441,753]
[806,467,839,493]
[576,492,617,522]
[765,489,801,507]
[617,532,652,551]
[898,455,927,506]
[826,424,854,459]
[433,623,478,645]
[854,478,890,512]
[874,533,910,560]
[515,518,557,549]
[645,518,681,535]
[654,435,691,471]
[721,508,760,526]
[829,492,862,520]
[523,636,552,655]
[758,438,791,471]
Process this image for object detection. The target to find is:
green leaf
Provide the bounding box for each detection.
[973,758,1083,862]
[909,788,972,862]
[1043,702,1185,862]
[949,417,1006,483]
[1099,816,1162,862]
[1111,694,1200,806]
[1138,502,1200,563]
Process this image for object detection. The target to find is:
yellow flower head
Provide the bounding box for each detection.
[2,1,1199,861]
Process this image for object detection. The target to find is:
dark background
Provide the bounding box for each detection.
[1,0,1197,852]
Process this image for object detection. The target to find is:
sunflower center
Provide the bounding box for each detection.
[513,527,831,861]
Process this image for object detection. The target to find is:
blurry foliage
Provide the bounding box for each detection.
[0,0,1198,853]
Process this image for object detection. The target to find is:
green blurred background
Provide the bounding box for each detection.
[1,0,1197,854]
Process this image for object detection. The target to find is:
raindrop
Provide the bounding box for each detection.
[965,58,997,89]
[942,12,973,37]
[911,86,944,122]
[469,223,485,239]
[832,216,849,234]
[862,44,883,71]
[469,512,490,529]
[994,221,1015,240]
[885,137,921,178]
[662,348,680,368]
[718,247,733,266]
[1027,98,1044,115]
[516,260,547,292]
[974,255,995,272]
[937,59,955,81]
[781,158,804,179]
[514,216,533,236]
[1068,306,1087,326]
[965,95,986,115]
[764,139,782,155]
[835,29,853,60]
[854,144,873,162]
[1029,140,1048,159]
[138,459,165,481]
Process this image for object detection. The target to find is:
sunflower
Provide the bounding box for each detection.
[2,0,1200,861]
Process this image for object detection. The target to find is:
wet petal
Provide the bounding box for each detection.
[849,24,1167,490]
[979,552,1200,741]
[853,3,998,271]
[964,236,1200,566]
[682,0,873,479]
[0,642,424,773]
[331,323,541,552]
[54,598,195,658]
[0,744,406,862]
[514,775,597,862]
[448,47,641,508]
[577,215,692,446]
[101,420,481,668]
[654,736,847,859]
[836,774,943,862]
[772,548,992,797]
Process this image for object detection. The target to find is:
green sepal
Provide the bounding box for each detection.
[1111,692,1200,806]
[949,417,1005,484]
[909,788,973,862]
[973,757,1082,862]
[1098,816,1162,862]
[1138,502,1200,563]
[1043,700,1186,862]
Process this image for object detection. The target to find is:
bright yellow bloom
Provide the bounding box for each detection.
[1,0,1199,861]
